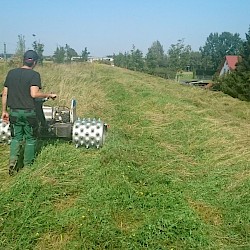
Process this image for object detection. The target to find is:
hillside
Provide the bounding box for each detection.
[0,63,249,249]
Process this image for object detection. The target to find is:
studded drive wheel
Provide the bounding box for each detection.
[72,118,107,148]
[0,119,11,144]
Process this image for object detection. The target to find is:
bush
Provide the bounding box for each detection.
[219,71,250,101]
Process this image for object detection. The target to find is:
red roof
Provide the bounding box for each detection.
[225,55,239,70]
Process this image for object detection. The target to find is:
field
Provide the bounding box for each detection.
[0,63,249,249]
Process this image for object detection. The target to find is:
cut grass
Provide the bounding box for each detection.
[0,63,249,249]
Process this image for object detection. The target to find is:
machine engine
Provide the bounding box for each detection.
[0,99,107,149]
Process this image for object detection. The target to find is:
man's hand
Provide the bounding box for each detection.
[1,111,9,123]
[48,93,57,100]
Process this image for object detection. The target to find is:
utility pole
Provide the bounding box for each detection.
[4,43,7,61]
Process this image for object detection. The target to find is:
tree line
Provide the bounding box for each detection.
[13,35,91,65]
[11,27,250,101]
[113,28,250,101]
[113,32,243,80]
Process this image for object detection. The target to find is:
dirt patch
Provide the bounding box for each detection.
[53,195,78,211]
[35,230,73,250]
[189,200,222,226]
[225,170,250,192]
[112,210,142,232]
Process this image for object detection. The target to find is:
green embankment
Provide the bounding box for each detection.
[0,63,249,249]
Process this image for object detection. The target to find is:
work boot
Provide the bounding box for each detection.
[9,160,17,176]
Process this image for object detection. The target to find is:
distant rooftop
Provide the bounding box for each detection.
[225,55,239,70]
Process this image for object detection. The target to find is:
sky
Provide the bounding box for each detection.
[1,0,250,57]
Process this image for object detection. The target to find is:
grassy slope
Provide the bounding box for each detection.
[0,63,249,249]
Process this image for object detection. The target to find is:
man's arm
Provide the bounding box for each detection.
[1,87,9,122]
[30,86,57,99]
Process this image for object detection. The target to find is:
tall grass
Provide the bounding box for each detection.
[0,63,249,249]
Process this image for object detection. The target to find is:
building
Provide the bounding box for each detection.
[219,55,240,76]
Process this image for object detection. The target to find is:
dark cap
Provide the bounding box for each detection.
[23,50,39,62]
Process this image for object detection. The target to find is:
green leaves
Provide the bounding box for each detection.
[200,32,243,71]
[219,29,250,101]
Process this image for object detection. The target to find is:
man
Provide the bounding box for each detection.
[1,50,57,175]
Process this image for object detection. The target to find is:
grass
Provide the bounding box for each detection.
[0,63,249,249]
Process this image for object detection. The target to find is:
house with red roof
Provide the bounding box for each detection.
[219,55,240,76]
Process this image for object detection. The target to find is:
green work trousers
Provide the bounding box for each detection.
[9,109,38,166]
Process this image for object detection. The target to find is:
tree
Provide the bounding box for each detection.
[167,39,192,71]
[218,27,250,101]
[236,27,250,72]
[81,47,90,62]
[146,40,165,71]
[113,52,127,68]
[53,46,66,63]
[132,48,144,71]
[189,51,202,71]
[113,45,144,71]
[15,34,26,62]
[200,32,243,71]
[32,41,44,65]
[65,44,78,62]
[127,45,144,71]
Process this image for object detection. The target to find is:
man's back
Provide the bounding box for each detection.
[4,68,41,110]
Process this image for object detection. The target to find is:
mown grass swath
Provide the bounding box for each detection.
[0,63,249,249]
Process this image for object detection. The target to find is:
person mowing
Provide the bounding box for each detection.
[1,50,57,175]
